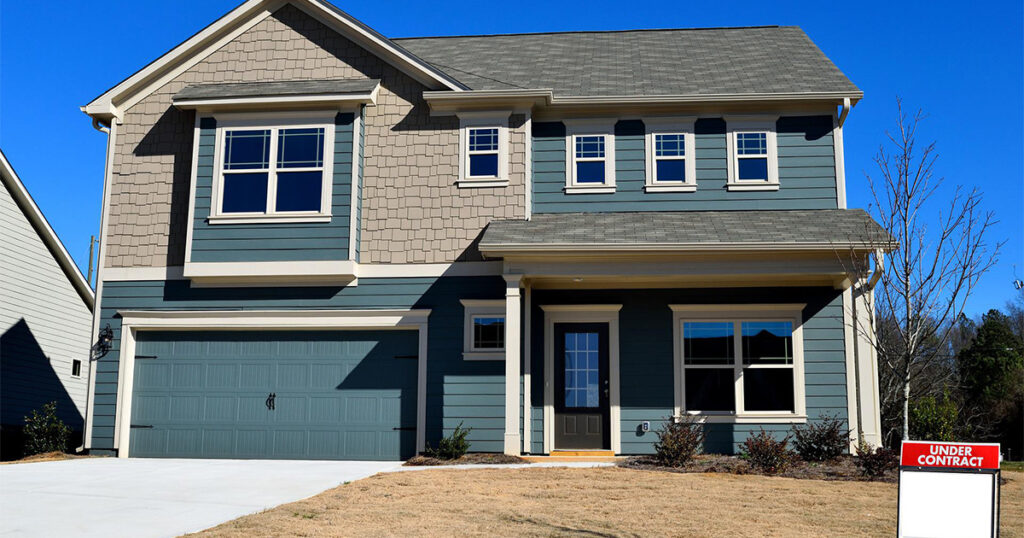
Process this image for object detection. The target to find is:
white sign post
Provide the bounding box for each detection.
[897,440,1001,538]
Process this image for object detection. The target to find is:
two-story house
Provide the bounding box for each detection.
[80,0,887,460]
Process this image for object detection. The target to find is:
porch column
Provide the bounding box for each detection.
[503,274,523,455]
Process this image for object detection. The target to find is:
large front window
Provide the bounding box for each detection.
[216,119,332,219]
[674,307,804,418]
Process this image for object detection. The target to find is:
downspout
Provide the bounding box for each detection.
[838,97,851,127]
[77,116,114,453]
[850,249,885,449]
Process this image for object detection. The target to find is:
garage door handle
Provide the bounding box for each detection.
[393,426,415,431]
[265,393,276,410]
[130,425,153,429]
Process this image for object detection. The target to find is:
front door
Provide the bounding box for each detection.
[554,323,610,450]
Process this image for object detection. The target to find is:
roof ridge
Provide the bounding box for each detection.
[391,25,787,41]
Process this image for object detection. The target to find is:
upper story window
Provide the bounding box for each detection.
[461,299,505,360]
[671,305,806,422]
[211,114,335,224]
[458,114,509,188]
[726,118,779,191]
[565,121,616,194]
[644,118,696,192]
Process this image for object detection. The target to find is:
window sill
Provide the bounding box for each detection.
[564,185,616,194]
[675,413,806,424]
[456,178,509,188]
[463,351,505,361]
[207,213,333,225]
[644,183,697,193]
[726,182,780,192]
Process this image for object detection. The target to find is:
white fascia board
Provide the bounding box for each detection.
[172,90,379,110]
[82,0,464,122]
[481,242,883,255]
[0,150,95,310]
[183,260,357,285]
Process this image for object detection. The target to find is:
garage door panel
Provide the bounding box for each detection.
[130,330,418,460]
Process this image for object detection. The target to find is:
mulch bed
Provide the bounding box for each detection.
[620,454,899,483]
[404,453,530,466]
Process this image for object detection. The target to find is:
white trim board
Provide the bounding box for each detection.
[540,304,622,454]
[102,262,503,282]
[111,308,431,457]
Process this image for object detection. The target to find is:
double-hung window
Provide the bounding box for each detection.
[726,118,779,191]
[458,115,509,187]
[213,115,334,223]
[461,300,506,360]
[565,121,616,193]
[644,119,696,192]
[671,305,806,421]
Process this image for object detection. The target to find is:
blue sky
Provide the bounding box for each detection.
[1,0,1021,316]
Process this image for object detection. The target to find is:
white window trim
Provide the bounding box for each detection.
[208,112,336,224]
[565,120,616,194]
[725,117,780,191]
[460,299,506,360]
[644,118,697,193]
[670,304,807,424]
[458,114,510,188]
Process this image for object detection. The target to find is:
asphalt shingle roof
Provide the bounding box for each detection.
[480,210,889,250]
[393,26,859,97]
[173,79,381,101]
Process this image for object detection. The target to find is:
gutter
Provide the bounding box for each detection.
[423,89,864,110]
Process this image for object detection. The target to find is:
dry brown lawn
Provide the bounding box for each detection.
[196,467,1023,537]
[0,451,94,465]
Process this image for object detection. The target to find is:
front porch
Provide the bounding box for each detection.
[480,210,887,456]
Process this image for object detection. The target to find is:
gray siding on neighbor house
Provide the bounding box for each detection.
[91,275,506,453]
[189,113,355,263]
[532,116,837,213]
[0,183,92,430]
[527,287,847,455]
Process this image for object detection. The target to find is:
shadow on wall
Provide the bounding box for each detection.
[1,319,84,460]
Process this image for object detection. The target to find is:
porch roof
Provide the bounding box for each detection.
[480,209,891,255]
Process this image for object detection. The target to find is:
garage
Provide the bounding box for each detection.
[127,329,419,460]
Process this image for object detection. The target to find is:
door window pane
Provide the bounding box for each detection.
[224,130,270,170]
[472,316,505,349]
[684,368,735,412]
[742,321,793,365]
[275,171,322,212]
[683,322,734,365]
[743,368,794,412]
[564,332,600,408]
[221,173,268,213]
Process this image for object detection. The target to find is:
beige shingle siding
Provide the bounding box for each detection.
[105,4,525,268]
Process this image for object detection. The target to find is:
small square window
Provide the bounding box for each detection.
[71,359,82,378]
[644,123,695,191]
[464,127,502,180]
[727,125,777,189]
[472,316,505,350]
[573,135,608,185]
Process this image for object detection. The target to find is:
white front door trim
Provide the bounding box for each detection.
[540,304,622,454]
[112,309,431,458]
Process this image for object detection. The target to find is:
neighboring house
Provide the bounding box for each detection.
[1,150,95,458]
[79,0,888,461]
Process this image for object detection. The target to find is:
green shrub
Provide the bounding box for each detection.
[424,422,471,460]
[740,429,792,474]
[653,415,705,467]
[23,401,71,456]
[854,443,898,479]
[909,393,958,442]
[792,414,850,462]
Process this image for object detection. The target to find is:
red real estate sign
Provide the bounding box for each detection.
[900,440,1000,470]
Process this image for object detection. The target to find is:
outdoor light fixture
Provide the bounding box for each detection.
[91,323,114,360]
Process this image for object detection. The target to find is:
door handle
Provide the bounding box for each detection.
[265,392,276,410]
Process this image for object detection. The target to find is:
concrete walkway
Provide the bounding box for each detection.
[0,458,401,537]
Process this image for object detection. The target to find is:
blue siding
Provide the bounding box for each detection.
[91,276,505,453]
[532,116,838,213]
[190,113,355,263]
[354,110,365,263]
[527,287,847,455]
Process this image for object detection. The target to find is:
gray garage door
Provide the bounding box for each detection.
[129,330,418,460]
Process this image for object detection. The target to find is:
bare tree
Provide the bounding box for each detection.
[866,98,1002,442]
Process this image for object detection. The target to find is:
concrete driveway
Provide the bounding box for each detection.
[0,458,401,537]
